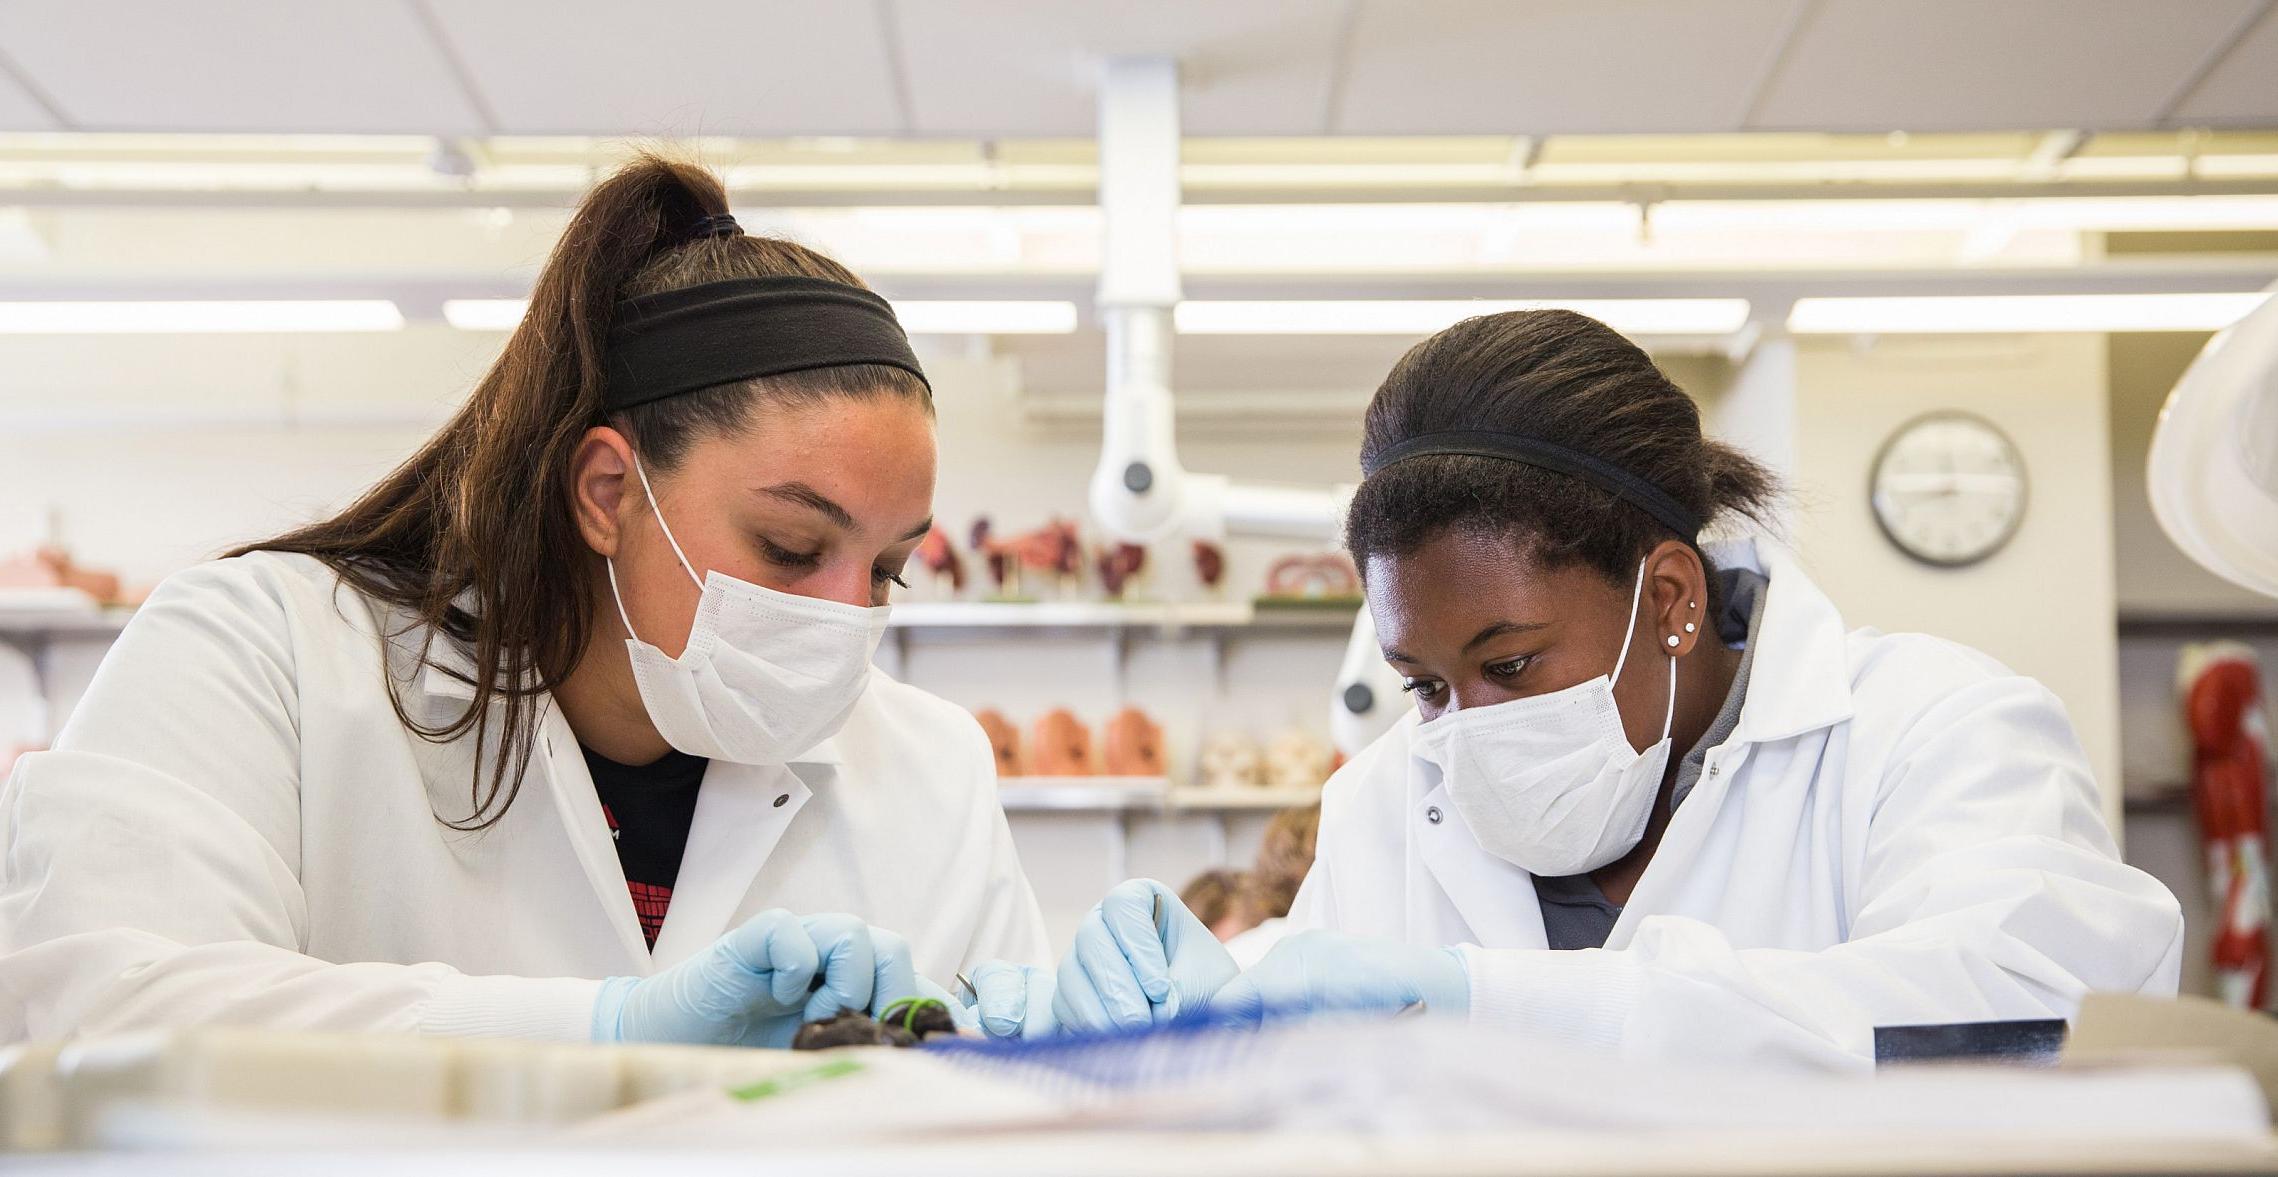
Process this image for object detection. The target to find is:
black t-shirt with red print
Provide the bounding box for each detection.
[581,745,707,950]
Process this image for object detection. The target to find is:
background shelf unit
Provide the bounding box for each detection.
[887,598,1358,638]
[996,777,1322,813]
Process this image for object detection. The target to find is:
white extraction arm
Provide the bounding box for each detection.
[2148,284,2278,600]
[1085,59,1407,756]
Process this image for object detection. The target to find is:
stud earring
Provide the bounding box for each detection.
[1665,634,1681,648]
[1684,621,1698,634]
[1688,601,1697,609]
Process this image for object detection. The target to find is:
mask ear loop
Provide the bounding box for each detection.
[1609,555,1680,747]
[608,450,706,648]
[630,451,705,588]
[1609,556,1649,686]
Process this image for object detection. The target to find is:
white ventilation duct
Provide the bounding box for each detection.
[1083,57,1404,754]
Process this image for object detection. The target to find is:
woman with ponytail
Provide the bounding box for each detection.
[0,156,1048,1047]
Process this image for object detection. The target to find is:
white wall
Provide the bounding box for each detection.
[1789,334,2124,822]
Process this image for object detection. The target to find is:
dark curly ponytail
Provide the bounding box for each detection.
[1345,309,1780,599]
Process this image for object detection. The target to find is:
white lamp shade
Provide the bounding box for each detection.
[2147,283,2278,600]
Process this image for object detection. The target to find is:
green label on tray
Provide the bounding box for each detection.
[726,1057,864,1101]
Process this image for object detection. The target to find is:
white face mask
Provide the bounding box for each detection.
[1409,557,1676,877]
[607,456,891,765]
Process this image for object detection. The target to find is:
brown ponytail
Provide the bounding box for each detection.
[234,154,927,829]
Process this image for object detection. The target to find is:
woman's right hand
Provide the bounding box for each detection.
[591,910,919,1048]
[1053,879,1240,1033]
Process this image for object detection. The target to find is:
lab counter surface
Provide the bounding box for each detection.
[7,1135,2278,1177]
[5,1000,2278,1174]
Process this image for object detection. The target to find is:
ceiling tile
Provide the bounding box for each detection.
[1333,0,1799,135]
[1751,0,2262,132]
[425,0,904,136]
[893,0,1346,136]
[0,0,487,134]
[2170,4,2278,125]
[0,60,59,130]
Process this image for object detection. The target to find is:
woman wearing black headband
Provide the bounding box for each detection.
[1030,310,2179,1067]
[0,157,1048,1046]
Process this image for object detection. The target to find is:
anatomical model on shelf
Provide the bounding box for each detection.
[1196,731,1265,790]
[0,546,143,607]
[1029,708,1094,776]
[970,516,1083,599]
[1191,540,1226,596]
[913,525,966,595]
[1263,552,1361,604]
[972,708,1023,778]
[1096,542,1148,599]
[1101,706,1165,777]
[1262,729,1337,791]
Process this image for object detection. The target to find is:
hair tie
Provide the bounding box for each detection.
[1363,430,1703,542]
[688,212,742,241]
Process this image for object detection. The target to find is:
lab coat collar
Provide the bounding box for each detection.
[1709,538,1855,746]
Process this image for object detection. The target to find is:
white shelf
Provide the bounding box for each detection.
[0,597,1361,640]
[0,591,134,641]
[890,598,1356,636]
[1167,784,1325,811]
[996,778,1321,813]
[997,777,1168,811]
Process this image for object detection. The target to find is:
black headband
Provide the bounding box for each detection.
[1362,430,1703,541]
[603,276,929,411]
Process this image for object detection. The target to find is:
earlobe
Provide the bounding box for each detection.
[571,428,636,558]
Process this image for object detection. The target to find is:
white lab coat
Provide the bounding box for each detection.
[0,551,1049,1043]
[1288,540,2183,1069]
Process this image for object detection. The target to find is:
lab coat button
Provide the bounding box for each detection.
[773,794,790,808]
[1426,806,1443,824]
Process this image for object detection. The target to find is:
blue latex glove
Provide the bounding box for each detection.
[1206,930,1470,1027]
[591,911,922,1048]
[1053,878,1239,1033]
[952,960,1059,1040]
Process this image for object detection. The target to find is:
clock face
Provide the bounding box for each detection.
[1869,412,2029,568]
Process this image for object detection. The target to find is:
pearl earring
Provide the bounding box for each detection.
[1665,634,1681,648]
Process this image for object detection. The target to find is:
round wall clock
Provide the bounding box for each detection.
[1868,411,2029,568]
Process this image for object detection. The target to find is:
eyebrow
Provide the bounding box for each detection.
[1381,620,1548,666]
[1462,620,1548,654]
[755,482,931,542]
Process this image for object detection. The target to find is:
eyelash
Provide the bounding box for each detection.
[759,539,821,570]
[1486,656,1533,680]
[760,538,909,590]
[1400,656,1532,702]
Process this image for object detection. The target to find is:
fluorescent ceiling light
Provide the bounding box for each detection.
[441,297,1077,335]
[441,298,527,331]
[0,300,404,334]
[888,300,1078,334]
[1174,299,1751,337]
[1788,293,2270,335]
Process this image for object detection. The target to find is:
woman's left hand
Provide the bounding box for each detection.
[1205,930,1470,1027]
